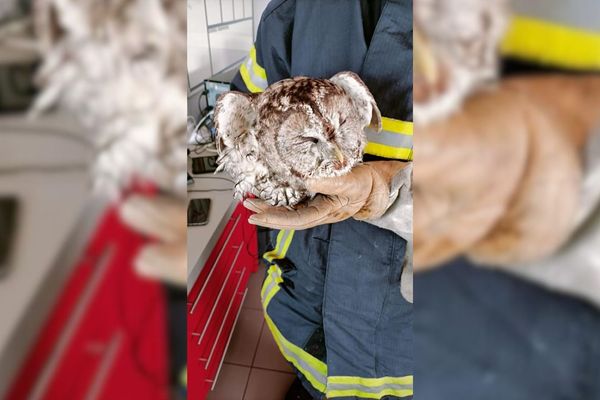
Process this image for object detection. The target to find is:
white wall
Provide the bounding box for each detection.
[252,0,271,38]
[187,0,211,89]
[187,0,269,91]
[187,0,270,120]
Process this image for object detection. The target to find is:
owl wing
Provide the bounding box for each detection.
[214,92,268,199]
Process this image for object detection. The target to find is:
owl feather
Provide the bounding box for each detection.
[414,0,509,124]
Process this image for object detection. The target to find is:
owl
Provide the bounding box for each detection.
[32,0,187,196]
[414,0,509,125]
[214,71,381,207]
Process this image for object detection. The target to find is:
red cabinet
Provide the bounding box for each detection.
[7,205,169,400]
[187,203,258,399]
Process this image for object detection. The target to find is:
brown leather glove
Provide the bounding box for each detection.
[244,161,408,230]
[415,75,600,271]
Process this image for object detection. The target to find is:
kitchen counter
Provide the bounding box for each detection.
[187,147,239,293]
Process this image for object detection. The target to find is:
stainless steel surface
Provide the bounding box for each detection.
[187,148,237,294]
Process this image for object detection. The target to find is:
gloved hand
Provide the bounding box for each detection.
[414,75,600,270]
[243,161,408,230]
[118,194,187,286]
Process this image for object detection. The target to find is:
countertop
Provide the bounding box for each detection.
[187,146,238,293]
[0,113,98,396]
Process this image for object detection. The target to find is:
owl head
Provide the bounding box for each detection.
[215,71,381,179]
[414,0,509,124]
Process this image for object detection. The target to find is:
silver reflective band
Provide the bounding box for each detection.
[263,229,293,262]
[512,0,600,31]
[327,382,413,394]
[261,266,328,393]
[275,339,328,387]
[366,129,413,149]
[261,276,278,303]
[244,56,268,90]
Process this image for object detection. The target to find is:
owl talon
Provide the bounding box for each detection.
[284,188,295,204]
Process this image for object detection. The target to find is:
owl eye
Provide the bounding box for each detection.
[339,117,347,126]
[304,137,319,144]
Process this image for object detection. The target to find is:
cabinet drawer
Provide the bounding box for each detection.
[187,203,258,399]
[187,207,243,314]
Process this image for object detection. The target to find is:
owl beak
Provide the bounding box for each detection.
[333,144,345,164]
[414,26,440,87]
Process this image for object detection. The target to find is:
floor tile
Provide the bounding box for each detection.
[243,270,265,311]
[253,323,293,373]
[224,308,264,366]
[243,368,295,400]
[206,363,250,400]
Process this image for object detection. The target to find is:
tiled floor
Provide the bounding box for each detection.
[206,270,295,400]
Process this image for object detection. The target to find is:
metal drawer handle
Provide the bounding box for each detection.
[195,242,244,345]
[84,331,124,400]
[29,245,114,400]
[190,214,241,315]
[205,266,247,370]
[210,285,247,390]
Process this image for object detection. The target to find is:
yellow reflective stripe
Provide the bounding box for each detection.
[261,265,284,300]
[364,142,413,160]
[328,375,413,387]
[261,264,284,310]
[278,230,294,259]
[327,388,413,399]
[261,229,295,306]
[260,265,280,299]
[327,376,414,399]
[240,61,264,93]
[261,268,327,392]
[501,15,600,70]
[263,310,328,392]
[249,46,267,80]
[263,230,285,262]
[262,277,281,306]
[366,117,413,160]
[381,117,413,136]
[240,45,268,93]
[259,229,327,393]
[263,229,294,262]
[180,366,187,387]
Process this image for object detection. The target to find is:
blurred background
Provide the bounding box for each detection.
[414,0,600,398]
[0,0,186,399]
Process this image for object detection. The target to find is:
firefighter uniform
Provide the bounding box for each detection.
[416,2,600,399]
[231,0,413,398]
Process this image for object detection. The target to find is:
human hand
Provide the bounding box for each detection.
[118,194,187,286]
[243,161,409,230]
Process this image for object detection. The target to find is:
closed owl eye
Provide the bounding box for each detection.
[303,136,319,144]
[339,117,347,126]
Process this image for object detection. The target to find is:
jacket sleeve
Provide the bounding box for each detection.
[366,163,413,302]
[231,0,294,92]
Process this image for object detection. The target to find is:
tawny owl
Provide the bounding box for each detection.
[214,71,381,207]
[414,0,509,124]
